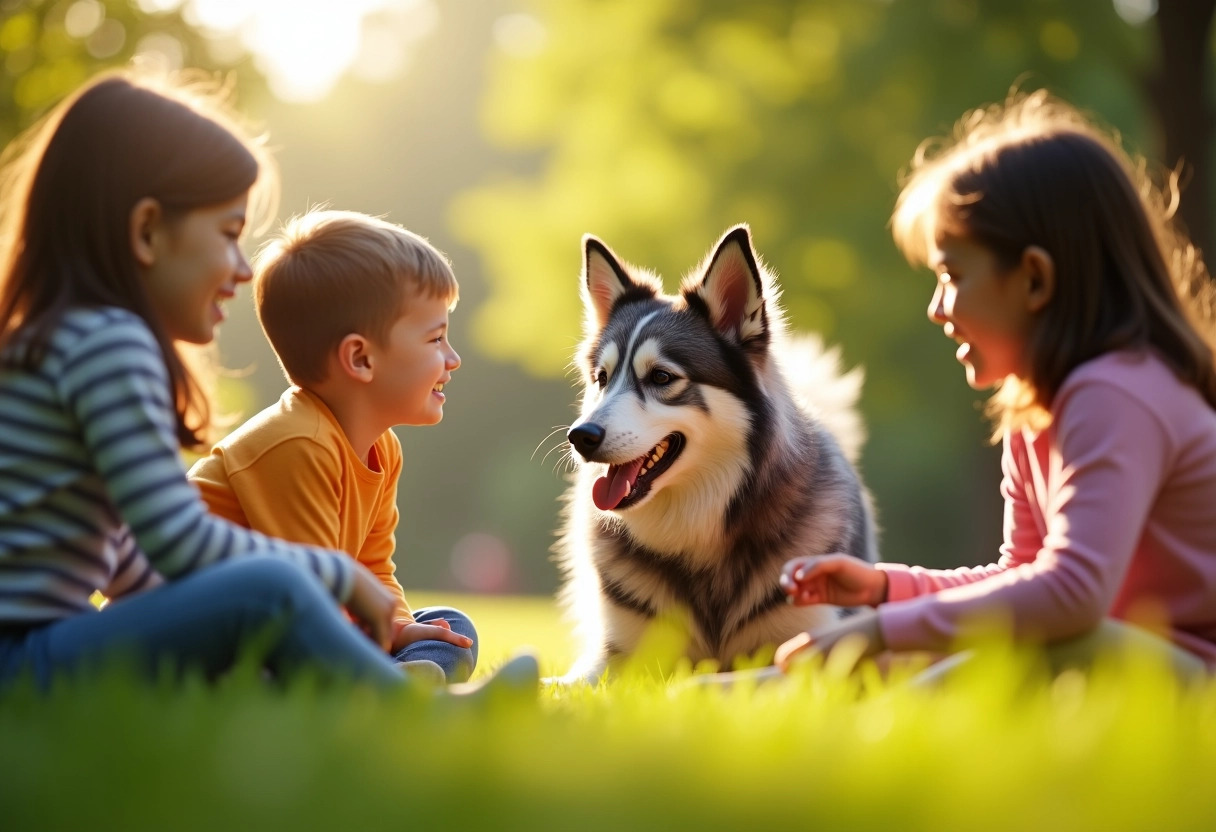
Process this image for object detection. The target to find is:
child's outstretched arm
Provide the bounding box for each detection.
[780,554,888,607]
[775,554,888,670]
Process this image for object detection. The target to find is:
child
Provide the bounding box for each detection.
[0,70,535,694]
[776,90,1216,682]
[188,209,479,683]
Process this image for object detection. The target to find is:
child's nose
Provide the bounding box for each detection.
[446,345,461,370]
[235,251,253,283]
[926,284,947,324]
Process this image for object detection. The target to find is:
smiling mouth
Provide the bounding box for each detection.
[591,433,685,511]
[433,383,445,392]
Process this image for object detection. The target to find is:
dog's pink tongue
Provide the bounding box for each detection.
[592,458,646,511]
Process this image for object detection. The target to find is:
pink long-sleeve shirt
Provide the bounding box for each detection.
[877,349,1216,668]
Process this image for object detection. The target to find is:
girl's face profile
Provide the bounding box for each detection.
[140,193,252,345]
[927,232,1036,390]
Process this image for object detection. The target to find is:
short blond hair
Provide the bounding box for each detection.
[253,210,458,386]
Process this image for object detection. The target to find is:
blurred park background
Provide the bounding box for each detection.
[0,0,1209,597]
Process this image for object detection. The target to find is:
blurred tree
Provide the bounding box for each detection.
[1151,0,1216,259]
[451,0,1203,569]
[0,0,263,148]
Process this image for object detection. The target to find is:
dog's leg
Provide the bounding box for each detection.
[548,653,608,686]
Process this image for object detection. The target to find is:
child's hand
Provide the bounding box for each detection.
[345,566,397,651]
[391,619,474,655]
[779,554,888,608]
[774,611,885,672]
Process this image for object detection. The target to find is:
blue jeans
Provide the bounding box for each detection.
[0,558,406,692]
[394,606,478,683]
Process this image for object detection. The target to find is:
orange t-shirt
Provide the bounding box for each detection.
[189,387,413,624]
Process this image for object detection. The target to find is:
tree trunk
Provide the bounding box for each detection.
[1151,0,1216,266]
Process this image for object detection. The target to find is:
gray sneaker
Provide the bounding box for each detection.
[447,651,540,700]
[399,659,446,687]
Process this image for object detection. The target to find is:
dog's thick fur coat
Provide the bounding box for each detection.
[555,226,877,682]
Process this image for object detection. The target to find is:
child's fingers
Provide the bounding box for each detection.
[794,556,841,582]
[787,589,821,606]
[429,618,452,630]
[419,624,473,648]
[781,556,814,581]
[775,631,815,671]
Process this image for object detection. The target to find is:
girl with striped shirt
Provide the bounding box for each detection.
[0,71,462,691]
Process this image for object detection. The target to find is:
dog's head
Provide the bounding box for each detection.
[568,225,782,513]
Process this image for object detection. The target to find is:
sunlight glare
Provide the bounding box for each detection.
[492,13,547,58]
[174,0,438,102]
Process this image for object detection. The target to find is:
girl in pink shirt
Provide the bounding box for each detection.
[776,91,1216,681]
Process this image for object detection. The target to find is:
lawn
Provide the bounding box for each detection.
[3,593,1216,831]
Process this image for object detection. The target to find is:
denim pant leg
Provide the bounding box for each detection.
[393,606,478,683]
[0,558,405,691]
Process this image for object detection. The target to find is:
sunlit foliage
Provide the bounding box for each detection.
[0,0,262,147]
[453,0,1157,568]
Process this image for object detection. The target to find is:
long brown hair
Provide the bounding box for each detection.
[892,90,1216,437]
[0,70,275,449]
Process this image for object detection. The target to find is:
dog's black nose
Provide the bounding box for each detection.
[568,423,606,459]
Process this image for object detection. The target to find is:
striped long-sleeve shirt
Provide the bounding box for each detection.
[0,306,354,624]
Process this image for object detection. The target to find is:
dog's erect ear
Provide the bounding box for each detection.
[582,235,645,329]
[686,225,767,344]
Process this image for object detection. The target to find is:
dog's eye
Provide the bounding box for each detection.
[595,369,608,387]
[649,369,673,385]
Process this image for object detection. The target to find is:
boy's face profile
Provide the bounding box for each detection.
[366,290,461,427]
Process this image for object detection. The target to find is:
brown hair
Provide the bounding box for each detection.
[892,89,1216,437]
[253,209,458,386]
[0,69,274,449]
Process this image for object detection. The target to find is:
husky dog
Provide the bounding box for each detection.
[555,225,877,683]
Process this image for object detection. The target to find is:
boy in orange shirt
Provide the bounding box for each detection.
[189,209,476,683]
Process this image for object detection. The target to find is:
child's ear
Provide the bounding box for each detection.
[1022,245,1056,313]
[130,197,163,268]
[336,333,374,381]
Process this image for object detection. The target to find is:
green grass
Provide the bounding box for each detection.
[3,595,1216,831]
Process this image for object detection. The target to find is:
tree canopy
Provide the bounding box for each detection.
[452,0,1168,567]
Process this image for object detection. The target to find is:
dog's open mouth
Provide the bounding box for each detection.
[592,433,685,511]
